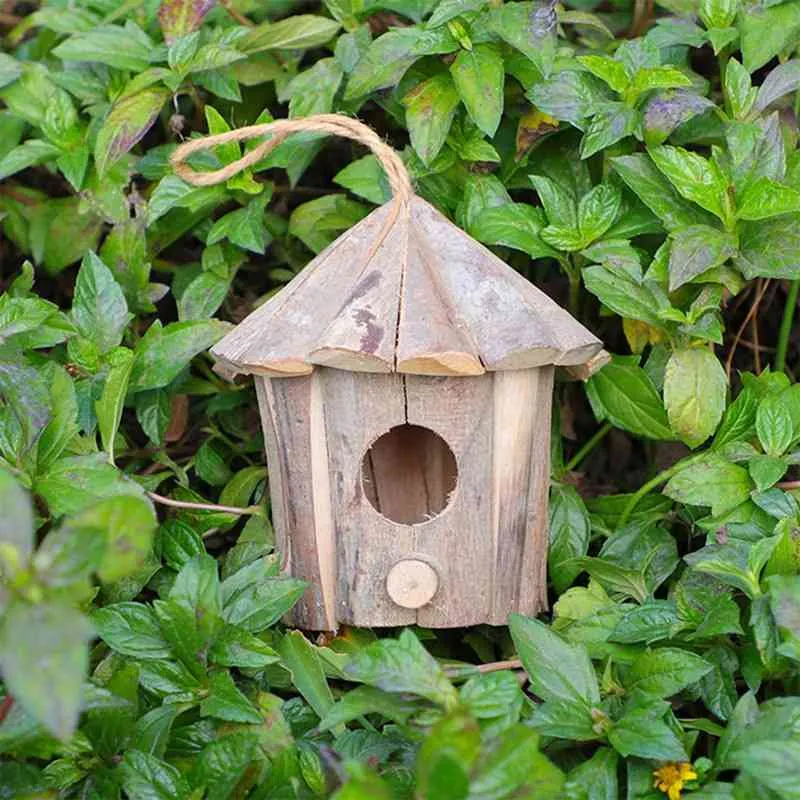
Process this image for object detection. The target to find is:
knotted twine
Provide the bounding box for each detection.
[170,112,413,204]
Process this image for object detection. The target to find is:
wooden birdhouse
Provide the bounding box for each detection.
[173,114,606,630]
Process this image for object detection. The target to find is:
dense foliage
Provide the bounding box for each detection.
[2,0,800,796]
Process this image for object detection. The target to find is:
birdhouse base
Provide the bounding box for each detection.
[255,366,553,630]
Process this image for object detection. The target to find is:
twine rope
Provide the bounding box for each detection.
[169,113,413,203]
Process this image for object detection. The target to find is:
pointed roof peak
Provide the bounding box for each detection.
[212,196,603,377]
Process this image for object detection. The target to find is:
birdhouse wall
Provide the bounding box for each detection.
[254,365,554,630]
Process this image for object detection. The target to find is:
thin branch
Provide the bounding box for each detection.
[726,279,771,379]
[219,0,254,26]
[777,480,800,490]
[146,491,259,515]
[475,658,523,674]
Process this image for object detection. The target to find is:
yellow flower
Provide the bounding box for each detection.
[653,762,698,800]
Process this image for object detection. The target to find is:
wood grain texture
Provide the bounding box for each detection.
[362,424,457,525]
[487,368,552,623]
[321,369,416,627]
[212,195,602,378]
[396,232,484,376]
[256,375,336,630]
[406,374,495,628]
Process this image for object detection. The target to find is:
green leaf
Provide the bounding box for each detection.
[549,485,591,593]
[755,59,800,113]
[577,183,622,245]
[700,0,737,29]
[608,699,688,761]
[0,603,91,739]
[748,455,787,493]
[684,541,764,598]
[739,0,800,72]
[664,455,752,516]
[568,557,648,603]
[530,174,577,230]
[288,194,369,253]
[626,647,713,697]
[470,725,565,800]
[0,468,34,562]
[526,69,612,128]
[129,320,230,392]
[611,600,681,644]
[577,55,629,92]
[344,27,456,99]
[0,53,21,89]
[450,44,504,137]
[668,225,737,291]
[737,215,800,279]
[35,453,146,517]
[209,624,280,669]
[756,393,793,457]
[723,58,756,120]
[403,73,460,166]
[71,252,130,354]
[649,145,730,221]
[739,741,800,799]
[241,15,341,53]
[222,575,307,633]
[564,747,619,800]
[736,177,800,221]
[278,631,334,719]
[416,709,478,800]
[587,362,674,440]
[95,347,134,464]
[334,155,392,205]
[95,86,170,176]
[612,153,716,231]
[509,614,600,707]
[468,203,557,260]
[0,139,62,181]
[92,602,171,659]
[629,66,692,97]
[664,348,727,448]
[580,103,638,159]
[487,1,557,78]
[345,629,459,708]
[207,197,270,254]
[120,750,190,800]
[53,22,155,72]
[200,670,262,724]
[582,266,661,327]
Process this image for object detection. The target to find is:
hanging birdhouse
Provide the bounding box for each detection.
[172,114,607,630]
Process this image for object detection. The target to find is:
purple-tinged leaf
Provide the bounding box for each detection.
[643,90,714,146]
[94,87,171,176]
[755,59,800,113]
[158,0,215,45]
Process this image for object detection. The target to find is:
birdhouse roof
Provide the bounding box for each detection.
[212,196,603,377]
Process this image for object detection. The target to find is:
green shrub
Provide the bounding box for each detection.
[1,0,800,797]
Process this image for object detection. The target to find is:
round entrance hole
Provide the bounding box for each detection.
[361,424,458,525]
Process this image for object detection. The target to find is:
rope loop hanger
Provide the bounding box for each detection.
[170,113,414,205]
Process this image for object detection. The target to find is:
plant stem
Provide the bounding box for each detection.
[564,422,613,474]
[775,279,799,373]
[616,452,706,530]
[146,491,260,516]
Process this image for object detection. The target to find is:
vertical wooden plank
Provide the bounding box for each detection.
[407,374,495,628]
[518,366,554,617]
[321,369,416,627]
[255,375,336,630]
[487,368,551,624]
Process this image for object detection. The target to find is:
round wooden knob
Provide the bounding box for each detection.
[386,559,439,609]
